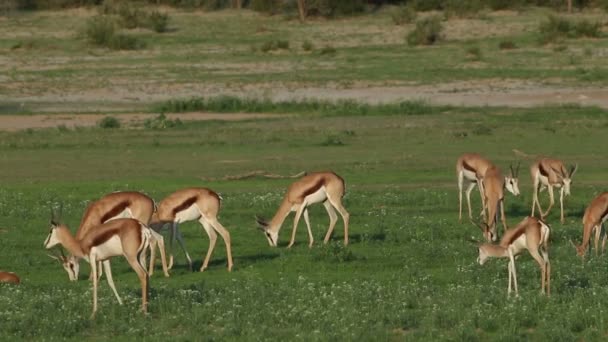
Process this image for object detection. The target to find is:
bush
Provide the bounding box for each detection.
[407,16,443,46]
[498,40,517,50]
[319,45,337,55]
[98,116,120,129]
[259,39,289,53]
[85,15,115,46]
[302,40,314,51]
[539,15,602,44]
[466,46,482,61]
[391,4,417,25]
[147,10,169,33]
[143,113,183,129]
[305,0,366,17]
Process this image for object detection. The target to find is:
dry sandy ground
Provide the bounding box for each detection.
[0,113,281,131]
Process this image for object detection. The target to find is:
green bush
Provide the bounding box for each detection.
[143,113,183,129]
[539,15,602,44]
[407,16,443,46]
[466,46,482,61]
[306,0,366,17]
[391,4,417,25]
[85,15,116,46]
[147,10,169,33]
[319,45,337,55]
[259,39,289,53]
[498,40,517,50]
[98,116,120,129]
[302,40,314,51]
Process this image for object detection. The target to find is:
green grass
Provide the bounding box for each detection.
[2,107,608,339]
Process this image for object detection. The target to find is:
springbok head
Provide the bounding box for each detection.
[505,162,521,196]
[47,249,79,281]
[471,218,496,242]
[554,163,578,196]
[255,216,278,247]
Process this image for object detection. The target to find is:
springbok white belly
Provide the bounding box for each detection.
[175,204,201,222]
[90,235,124,261]
[305,187,328,205]
[105,208,134,222]
[462,169,477,182]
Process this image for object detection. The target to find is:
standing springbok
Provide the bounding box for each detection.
[478,166,509,241]
[456,153,520,222]
[477,216,551,296]
[571,192,608,259]
[150,187,233,272]
[530,158,578,223]
[48,192,168,281]
[0,271,20,284]
[256,171,349,248]
[44,218,151,318]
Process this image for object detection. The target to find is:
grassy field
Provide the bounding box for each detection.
[2,4,608,341]
[1,105,608,340]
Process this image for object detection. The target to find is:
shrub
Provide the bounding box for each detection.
[319,45,336,55]
[539,15,602,44]
[147,10,169,33]
[259,39,289,53]
[85,15,115,46]
[98,116,120,129]
[407,16,443,46]
[117,2,147,29]
[305,0,366,17]
[466,46,482,61]
[498,40,517,50]
[143,113,183,129]
[302,40,313,51]
[391,4,417,26]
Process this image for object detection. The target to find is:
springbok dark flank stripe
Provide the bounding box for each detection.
[100,200,131,223]
[172,196,198,216]
[462,160,476,174]
[299,178,325,201]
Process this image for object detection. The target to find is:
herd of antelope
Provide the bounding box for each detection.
[1,171,349,318]
[0,153,605,316]
[457,152,608,297]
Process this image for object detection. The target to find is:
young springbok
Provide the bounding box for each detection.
[530,158,578,223]
[571,192,608,259]
[44,218,151,318]
[476,216,551,296]
[256,171,349,248]
[150,187,233,272]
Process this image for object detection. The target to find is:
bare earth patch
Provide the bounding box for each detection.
[0,112,281,131]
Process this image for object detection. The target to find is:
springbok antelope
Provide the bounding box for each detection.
[150,187,233,272]
[478,166,510,241]
[48,192,168,281]
[256,171,349,248]
[530,158,578,223]
[0,271,20,284]
[456,153,520,222]
[477,216,551,296]
[571,192,608,259]
[44,218,151,318]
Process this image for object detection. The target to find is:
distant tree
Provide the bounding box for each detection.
[567,0,572,12]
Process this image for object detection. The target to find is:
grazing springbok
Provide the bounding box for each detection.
[530,158,578,223]
[150,187,233,272]
[476,216,551,297]
[571,192,608,259]
[48,192,168,281]
[0,271,20,284]
[256,171,349,248]
[456,153,520,223]
[44,218,151,318]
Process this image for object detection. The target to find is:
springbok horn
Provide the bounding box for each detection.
[509,163,514,177]
[570,163,579,178]
[569,239,577,249]
[515,161,521,177]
